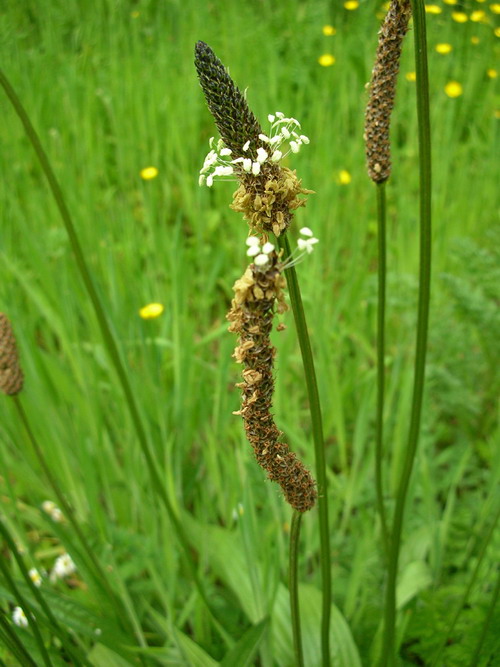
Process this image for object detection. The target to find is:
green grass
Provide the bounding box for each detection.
[1,1,499,664]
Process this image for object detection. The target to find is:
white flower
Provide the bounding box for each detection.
[29,568,42,588]
[245,237,276,269]
[300,227,314,237]
[41,500,63,522]
[297,237,319,254]
[246,236,260,247]
[12,607,28,628]
[262,242,275,253]
[50,553,76,582]
[198,109,310,187]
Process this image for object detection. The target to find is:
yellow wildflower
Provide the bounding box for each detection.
[139,303,164,319]
[406,71,417,82]
[443,0,457,4]
[344,1,359,10]
[495,27,500,37]
[471,36,480,44]
[425,5,442,14]
[337,170,352,185]
[140,166,159,180]
[470,10,486,20]
[322,25,336,36]
[444,81,463,98]
[487,68,498,78]
[318,54,336,66]
[452,11,468,22]
[490,4,500,14]
[436,43,453,54]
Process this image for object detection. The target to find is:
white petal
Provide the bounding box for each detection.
[300,135,310,144]
[281,127,291,139]
[243,158,252,172]
[242,140,251,152]
[246,236,261,246]
[297,238,308,251]
[247,246,261,257]
[268,114,275,123]
[206,174,214,187]
[262,242,275,254]
[271,150,282,162]
[258,134,270,143]
[198,174,206,186]
[254,253,269,266]
[220,147,232,156]
[290,141,300,153]
[300,227,314,237]
[256,147,268,163]
[275,111,285,119]
[252,161,261,175]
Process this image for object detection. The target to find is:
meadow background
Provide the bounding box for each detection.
[0,0,499,664]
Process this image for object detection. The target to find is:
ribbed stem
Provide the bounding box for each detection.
[289,511,304,667]
[375,183,389,556]
[277,233,331,666]
[381,1,432,664]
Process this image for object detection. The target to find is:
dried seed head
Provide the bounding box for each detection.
[227,255,317,512]
[195,41,262,159]
[364,0,412,183]
[0,313,24,396]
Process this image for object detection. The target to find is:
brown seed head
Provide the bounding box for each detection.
[227,255,317,512]
[0,313,24,396]
[364,0,412,183]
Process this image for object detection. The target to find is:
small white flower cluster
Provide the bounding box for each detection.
[199,111,310,187]
[245,227,319,271]
[29,567,43,588]
[50,553,76,582]
[246,236,276,268]
[42,500,63,522]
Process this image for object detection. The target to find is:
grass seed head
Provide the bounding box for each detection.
[364,0,412,183]
[0,313,24,396]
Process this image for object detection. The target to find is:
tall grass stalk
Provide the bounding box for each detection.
[375,183,389,554]
[381,0,432,664]
[0,67,232,645]
[277,233,331,666]
[289,510,304,667]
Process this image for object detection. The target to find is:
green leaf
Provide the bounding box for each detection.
[396,560,432,609]
[220,618,269,667]
[172,628,219,667]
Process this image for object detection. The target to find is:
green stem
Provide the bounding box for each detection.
[375,182,389,555]
[277,233,331,667]
[289,511,304,667]
[0,67,231,646]
[381,1,432,664]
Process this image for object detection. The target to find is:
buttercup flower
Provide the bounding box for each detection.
[140,166,158,180]
[322,25,336,35]
[436,43,453,54]
[445,81,463,97]
[139,303,164,319]
[406,71,417,81]
[318,53,336,66]
[337,169,352,185]
[344,1,359,9]
[452,11,468,22]
[425,5,442,14]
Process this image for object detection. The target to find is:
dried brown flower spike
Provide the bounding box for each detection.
[364,0,412,183]
[0,313,24,395]
[227,253,317,512]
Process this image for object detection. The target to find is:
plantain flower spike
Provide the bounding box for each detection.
[364,0,412,183]
[195,41,312,237]
[227,251,317,512]
[0,313,24,395]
